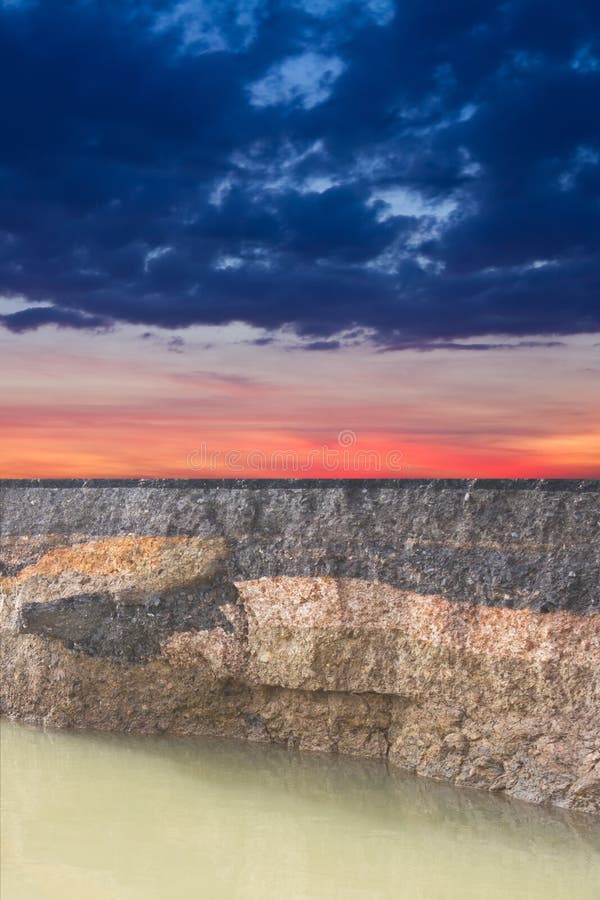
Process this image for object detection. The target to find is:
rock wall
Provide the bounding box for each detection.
[1,479,599,812]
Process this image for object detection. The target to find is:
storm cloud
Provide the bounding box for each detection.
[0,0,598,346]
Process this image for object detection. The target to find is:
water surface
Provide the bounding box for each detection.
[2,720,599,899]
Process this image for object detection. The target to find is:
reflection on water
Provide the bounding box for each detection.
[1,720,599,900]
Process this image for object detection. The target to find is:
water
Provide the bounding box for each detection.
[2,721,599,900]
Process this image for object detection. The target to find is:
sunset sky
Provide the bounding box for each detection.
[1,1,599,477]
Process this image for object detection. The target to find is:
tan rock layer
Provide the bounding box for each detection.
[238,576,600,665]
[1,537,598,813]
[1,536,228,605]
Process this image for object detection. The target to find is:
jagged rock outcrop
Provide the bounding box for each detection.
[1,479,598,812]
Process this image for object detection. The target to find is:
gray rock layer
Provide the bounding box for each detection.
[1,479,598,613]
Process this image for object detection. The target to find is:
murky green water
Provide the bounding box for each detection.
[1,721,599,900]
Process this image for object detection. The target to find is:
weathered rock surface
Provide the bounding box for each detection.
[1,479,598,813]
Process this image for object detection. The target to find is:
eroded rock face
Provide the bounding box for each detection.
[1,480,599,813]
[4,537,237,660]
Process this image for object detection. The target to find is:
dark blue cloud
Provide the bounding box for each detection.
[302,339,341,351]
[0,0,598,346]
[0,306,110,333]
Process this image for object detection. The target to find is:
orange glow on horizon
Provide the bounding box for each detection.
[2,415,599,478]
[1,326,599,479]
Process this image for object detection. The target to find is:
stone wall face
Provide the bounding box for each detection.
[1,480,598,812]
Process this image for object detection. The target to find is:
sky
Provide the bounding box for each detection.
[0,0,599,477]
